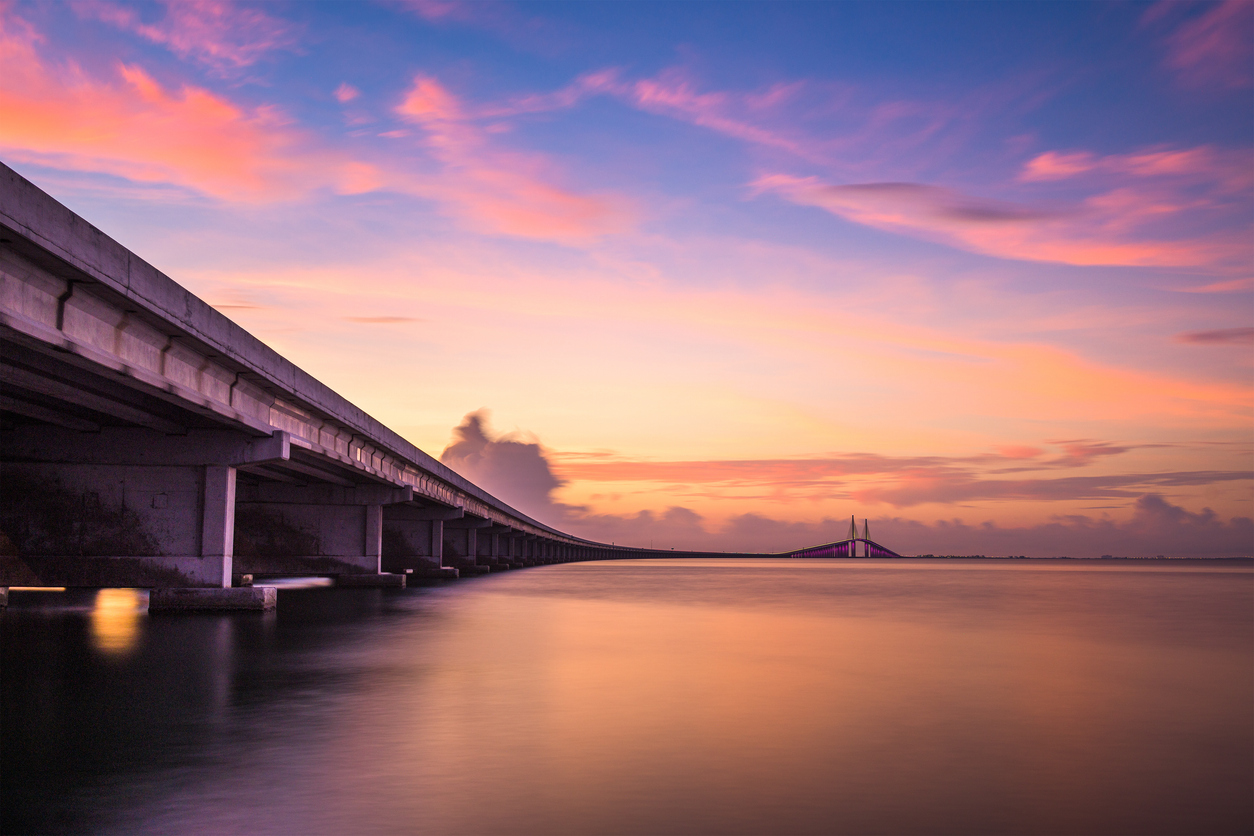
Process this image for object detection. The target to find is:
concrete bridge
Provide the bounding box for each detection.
[0,163,900,611]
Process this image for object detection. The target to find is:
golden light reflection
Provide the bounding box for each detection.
[90,588,145,656]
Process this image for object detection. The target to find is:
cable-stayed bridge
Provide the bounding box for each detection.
[785,517,902,558]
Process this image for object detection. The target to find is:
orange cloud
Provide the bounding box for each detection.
[0,9,362,202]
[393,74,634,241]
[996,445,1044,460]
[0,11,626,242]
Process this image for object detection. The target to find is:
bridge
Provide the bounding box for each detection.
[0,163,900,610]
[784,517,902,558]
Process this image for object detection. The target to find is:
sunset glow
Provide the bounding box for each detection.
[2,0,1249,556]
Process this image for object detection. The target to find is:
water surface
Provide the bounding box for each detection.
[4,559,1251,835]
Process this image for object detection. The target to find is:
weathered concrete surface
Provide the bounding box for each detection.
[149,586,276,611]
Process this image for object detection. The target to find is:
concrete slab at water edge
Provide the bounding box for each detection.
[149,586,276,611]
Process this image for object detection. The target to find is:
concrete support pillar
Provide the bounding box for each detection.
[365,504,383,574]
[379,503,458,578]
[201,465,237,588]
[234,483,411,579]
[0,427,293,588]
[430,519,444,564]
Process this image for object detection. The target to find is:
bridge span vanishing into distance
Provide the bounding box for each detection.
[0,164,900,610]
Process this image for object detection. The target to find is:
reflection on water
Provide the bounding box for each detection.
[89,588,146,655]
[3,559,1251,835]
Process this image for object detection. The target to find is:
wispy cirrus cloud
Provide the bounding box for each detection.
[0,10,629,242]
[752,161,1251,271]
[392,74,634,240]
[549,440,1137,491]
[397,0,574,55]
[465,63,1249,271]
[1019,145,1252,192]
[1175,327,1254,345]
[71,0,300,74]
[1143,0,1254,90]
[0,9,368,202]
[849,469,1251,508]
[1176,277,1254,294]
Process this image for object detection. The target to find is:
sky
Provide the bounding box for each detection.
[1,0,1250,556]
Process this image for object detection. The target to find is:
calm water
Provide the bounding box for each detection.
[3,559,1252,836]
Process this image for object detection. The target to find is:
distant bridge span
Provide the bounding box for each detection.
[0,164,899,609]
[784,518,902,558]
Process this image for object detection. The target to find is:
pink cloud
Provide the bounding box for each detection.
[334,83,359,103]
[849,470,1250,508]
[1175,327,1254,345]
[1148,0,1254,89]
[1019,145,1251,193]
[402,0,466,21]
[437,413,1250,556]
[0,11,625,242]
[624,69,818,159]
[72,0,300,73]
[995,445,1044,460]
[396,0,571,55]
[0,10,365,202]
[1018,150,1098,182]
[474,67,827,163]
[1175,277,1254,293]
[393,74,634,240]
[753,168,1250,270]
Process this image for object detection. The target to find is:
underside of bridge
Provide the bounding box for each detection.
[0,163,629,607]
[0,163,897,610]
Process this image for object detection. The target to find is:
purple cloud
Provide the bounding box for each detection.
[1175,327,1254,345]
[439,413,1252,557]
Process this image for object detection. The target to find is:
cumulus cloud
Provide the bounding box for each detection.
[440,410,569,521]
[439,413,1252,557]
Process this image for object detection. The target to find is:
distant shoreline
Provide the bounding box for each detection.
[632,553,1254,562]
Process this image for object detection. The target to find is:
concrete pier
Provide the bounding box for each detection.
[149,587,277,611]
